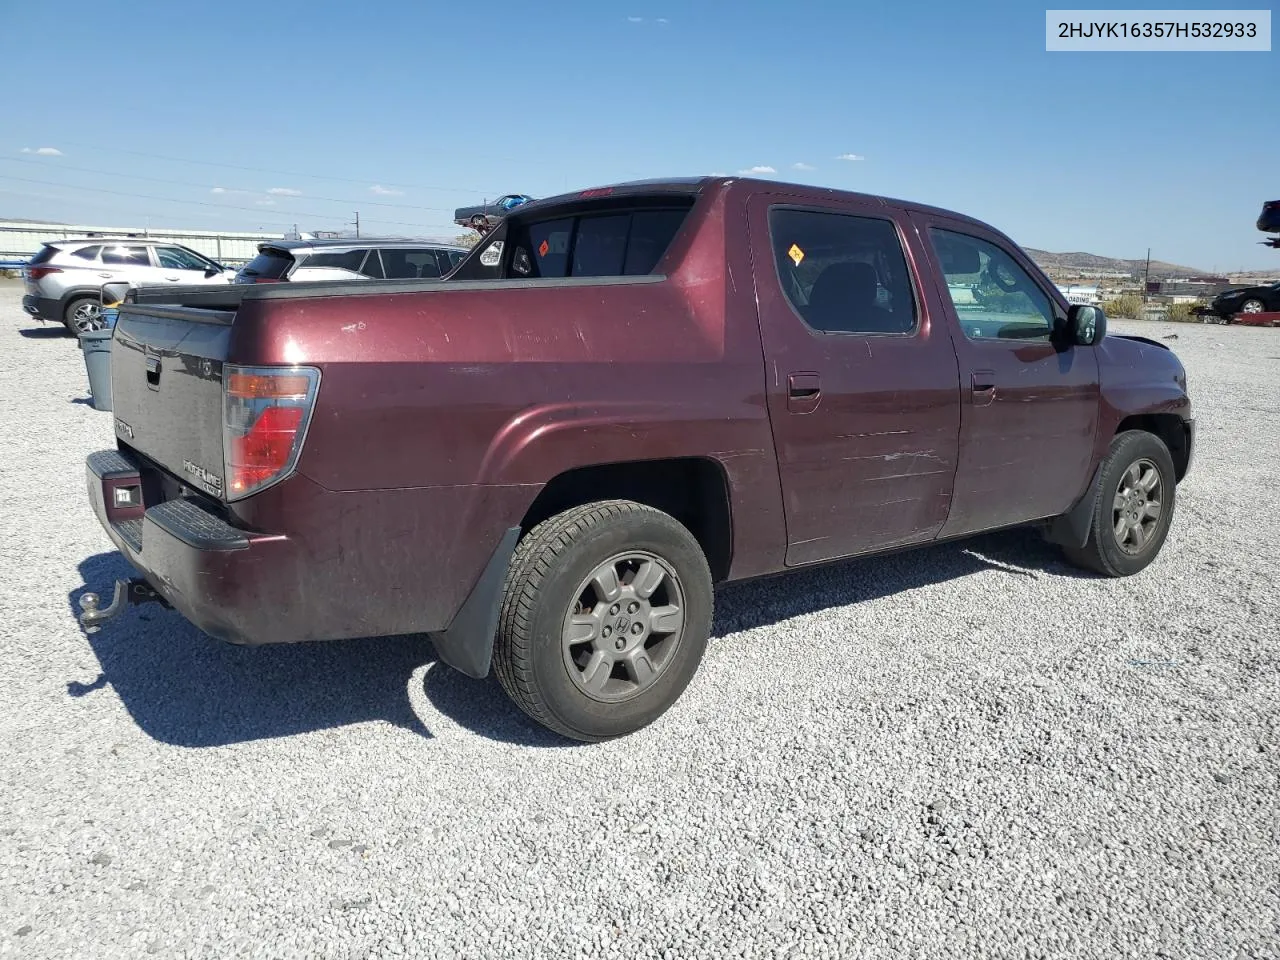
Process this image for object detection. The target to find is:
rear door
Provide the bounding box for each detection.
[749,191,963,566]
[100,243,163,286]
[910,213,1100,536]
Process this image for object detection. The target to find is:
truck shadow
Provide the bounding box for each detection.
[67,529,1079,749]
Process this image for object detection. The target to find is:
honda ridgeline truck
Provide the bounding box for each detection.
[80,176,1195,741]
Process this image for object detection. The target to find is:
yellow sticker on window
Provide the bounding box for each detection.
[788,243,805,266]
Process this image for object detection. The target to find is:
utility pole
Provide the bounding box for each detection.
[354,211,360,239]
[1143,247,1152,302]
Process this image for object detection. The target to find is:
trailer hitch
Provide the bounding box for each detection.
[78,578,170,633]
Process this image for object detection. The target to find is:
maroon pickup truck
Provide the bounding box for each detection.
[80,176,1194,741]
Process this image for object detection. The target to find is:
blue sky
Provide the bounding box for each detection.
[1,0,1276,269]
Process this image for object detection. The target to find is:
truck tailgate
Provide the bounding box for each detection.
[111,305,233,498]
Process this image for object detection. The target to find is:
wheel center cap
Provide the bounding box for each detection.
[615,615,631,633]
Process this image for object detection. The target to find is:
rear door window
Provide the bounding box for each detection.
[101,245,152,266]
[359,249,384,279]
[299,249,367,273]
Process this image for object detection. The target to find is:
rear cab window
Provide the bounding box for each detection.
[478,197,695,281]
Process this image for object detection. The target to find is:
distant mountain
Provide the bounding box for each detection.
[1024,249,1212,280]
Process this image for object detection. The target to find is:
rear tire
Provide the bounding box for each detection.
[63,296,104,335]
[493,500,713,742]
[1061,430,1177,577]
[1240,299,1265,314]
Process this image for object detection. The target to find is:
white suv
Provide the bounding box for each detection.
[23,239,235,333]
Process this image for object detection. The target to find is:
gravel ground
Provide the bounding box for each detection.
[0,280,1277,959]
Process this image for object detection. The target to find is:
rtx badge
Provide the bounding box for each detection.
[182,459,223,494]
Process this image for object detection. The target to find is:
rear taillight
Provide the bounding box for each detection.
[27,266,62,280]
[222,364,321,500]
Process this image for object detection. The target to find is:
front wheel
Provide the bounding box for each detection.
[1240,299,1265,314]
[493,500,713,742]
[1061,430,1177,577]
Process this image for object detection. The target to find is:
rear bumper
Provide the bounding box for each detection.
[22,295,59,321]
[84,448,527,677]
[86,449,293,646]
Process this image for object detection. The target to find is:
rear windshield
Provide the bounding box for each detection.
[505,204,692,280]
[238,248,295,280]
[28,245,57,265]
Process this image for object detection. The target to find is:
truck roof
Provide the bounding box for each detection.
[513,175,998,235]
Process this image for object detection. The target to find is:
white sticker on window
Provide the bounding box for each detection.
[480,241,503,267]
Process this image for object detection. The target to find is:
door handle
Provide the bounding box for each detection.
[164,275,181,281]
[787,372,821,412]
[98,273,113,278]
[971,371,996,406]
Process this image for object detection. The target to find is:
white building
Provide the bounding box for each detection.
[0,220,281,266]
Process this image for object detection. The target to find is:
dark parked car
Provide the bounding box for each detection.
[454,194,534,231]
[1206,281,1280,322]
[1257,200,1280,234]
[80,176,1194,742]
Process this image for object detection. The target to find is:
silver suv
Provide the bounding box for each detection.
[23,238,235,333]
[234,238,470,284]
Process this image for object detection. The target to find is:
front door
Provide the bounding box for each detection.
[911,214,1100,538]
[749,192,963,566]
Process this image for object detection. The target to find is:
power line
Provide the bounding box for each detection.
[52,139,524,196]
[0,156,461,214]
[0,173,455,232]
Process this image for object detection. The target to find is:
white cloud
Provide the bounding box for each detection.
[21,146,63,156]
[369,184,403,196]
[211,187,228,194]
[657,17,669,24]
[739,165,776,175]
[836,153,865,161]
[709,171,728,176]
[627,16,644,22]
[793,162,816,171]
[255,199,276,206]
[267,187,302,196]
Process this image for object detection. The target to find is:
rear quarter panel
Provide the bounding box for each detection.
[226,186,786,631]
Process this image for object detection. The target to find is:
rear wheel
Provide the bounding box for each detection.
[1062,430,1176,577]
[470,215,487,230]
[63,296,104,335]
[493,500,713,742]
[1240,299,1266,314]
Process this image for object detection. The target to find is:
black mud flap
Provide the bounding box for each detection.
[428,527,521,679]
[1044,464,1102,550]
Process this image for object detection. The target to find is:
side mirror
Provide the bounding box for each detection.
[1067,303,1106,346]
[205,266,223,277]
